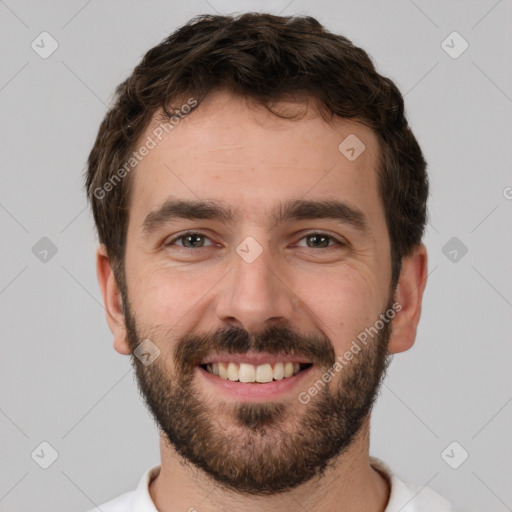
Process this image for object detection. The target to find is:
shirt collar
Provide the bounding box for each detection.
[133,458,410,512]
[131,464,161,511]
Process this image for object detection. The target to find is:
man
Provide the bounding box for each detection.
[85,12,454,512]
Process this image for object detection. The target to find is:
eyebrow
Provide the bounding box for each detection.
[141,198,371,237]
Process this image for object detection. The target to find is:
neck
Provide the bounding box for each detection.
[149,422,390,512]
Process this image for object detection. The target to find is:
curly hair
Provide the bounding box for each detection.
[85,12,428,292]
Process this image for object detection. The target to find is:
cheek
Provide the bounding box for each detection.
[126,261,194,325]
[299,265,382,347]
[127,259,230,334]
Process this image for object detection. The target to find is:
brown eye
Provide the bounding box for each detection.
[164,232,214,249]
[296,233,344,249]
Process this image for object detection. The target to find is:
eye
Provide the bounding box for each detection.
[295,232,345,249]
[163,231,345,251]
[164,231,214,249]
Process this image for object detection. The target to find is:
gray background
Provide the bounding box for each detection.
[1,1,511,511]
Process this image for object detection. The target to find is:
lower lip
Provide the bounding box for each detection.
[196,365,313,401]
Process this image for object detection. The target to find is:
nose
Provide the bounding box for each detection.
[214,239,297,334]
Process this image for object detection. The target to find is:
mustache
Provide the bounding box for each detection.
[174,323,336,374]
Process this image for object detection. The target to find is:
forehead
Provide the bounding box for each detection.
[129,91,383,227]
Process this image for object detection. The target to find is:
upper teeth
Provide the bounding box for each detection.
[205,362,301,382]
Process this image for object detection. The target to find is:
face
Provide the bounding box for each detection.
[119,91,396,493]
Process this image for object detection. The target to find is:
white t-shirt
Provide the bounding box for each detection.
[86,458,454,511]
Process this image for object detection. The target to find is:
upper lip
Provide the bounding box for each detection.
[199,352,313,366]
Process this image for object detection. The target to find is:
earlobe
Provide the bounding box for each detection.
[388,244,428,355]
[96,244,132,356]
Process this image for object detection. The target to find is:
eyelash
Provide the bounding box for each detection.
[163,231,345,250]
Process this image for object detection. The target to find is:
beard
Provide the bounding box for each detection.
[122,292,393,495]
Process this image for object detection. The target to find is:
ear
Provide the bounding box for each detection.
[388,244,428,355]
[96,244,132,355]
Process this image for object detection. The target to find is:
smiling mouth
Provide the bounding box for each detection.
[199,361,314,383]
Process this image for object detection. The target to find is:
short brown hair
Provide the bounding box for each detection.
[85,13,428,291]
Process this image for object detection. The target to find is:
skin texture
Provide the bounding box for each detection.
[96,91,428,512]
